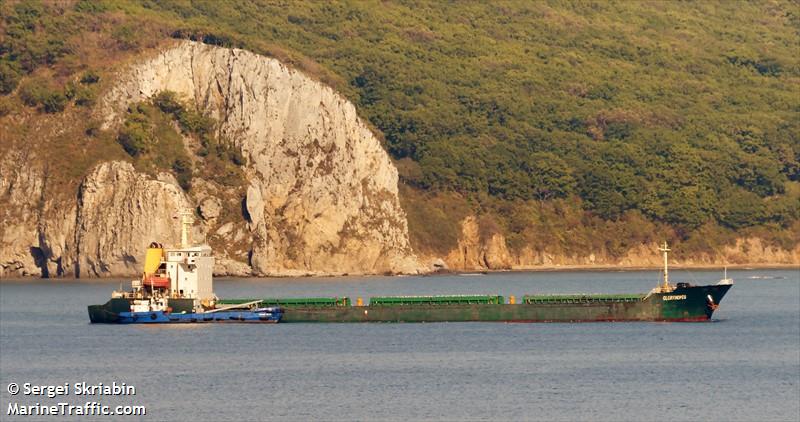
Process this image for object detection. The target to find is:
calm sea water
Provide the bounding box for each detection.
[1,269,798,421]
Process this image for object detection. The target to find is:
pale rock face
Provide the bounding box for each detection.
[0,149,77,278]
[443,216,511,270]
[37,202,76,277]
[214,258,252,277]
[720,238,799,265]
[0,158,191,278]
[430,258,447,270]
[6,39,423,278]
[75,161,191,277]
[101,40,420,275]
[483,234,513,269]
[216,222,235,236]
[0,150,45,276]
[444,216,481,270]
[198,197,222,221]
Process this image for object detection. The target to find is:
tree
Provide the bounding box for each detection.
[716,189,766,229]
[525,152,575,200]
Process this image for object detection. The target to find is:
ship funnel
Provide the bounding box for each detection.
[143,242,164,276]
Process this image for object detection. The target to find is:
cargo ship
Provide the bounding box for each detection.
[89,213,733,324]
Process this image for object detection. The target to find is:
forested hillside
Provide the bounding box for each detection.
[1,0,798,262]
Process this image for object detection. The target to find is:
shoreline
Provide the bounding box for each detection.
[505,263,800,272]
[1,263,797,281]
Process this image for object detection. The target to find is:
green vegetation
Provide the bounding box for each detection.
[0,97,11,117]
[118,100,193,189]
[79,71,100,85]
[117,91,246,191]
[14,74,96,113]
[65,80,96,107]
[0,1,74,94]
[18,78,66,113]
[1,1,798,255]
[399,185,472,255]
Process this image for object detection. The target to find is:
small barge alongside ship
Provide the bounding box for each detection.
[88,213,733,324]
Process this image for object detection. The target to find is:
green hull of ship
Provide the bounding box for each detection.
[279,284,730,323]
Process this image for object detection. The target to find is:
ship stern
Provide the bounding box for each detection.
[88,298,132,324]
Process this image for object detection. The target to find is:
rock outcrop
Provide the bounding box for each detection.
[0,150,45,276]
[1,40,420,277]
[100,40,419,275]
[443,216,512,271]
[74,161,192,277]
[0,159,192,277]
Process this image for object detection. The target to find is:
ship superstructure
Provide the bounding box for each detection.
[90,211,282,324]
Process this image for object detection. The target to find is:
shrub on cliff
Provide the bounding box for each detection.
[152,91,182,115]
[0,97,12,116]
[18,79,66,113]
[41,91,66,113]
[153,91,216,135]
[79,71,100,84]
[65,81,96,107]
[0,63,20,95]
[116,94,246,191]
[172,157,192,191]
[117,126,148,157]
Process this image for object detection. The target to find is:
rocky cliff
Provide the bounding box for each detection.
[75,162,193,276]
[1,40,420,277]
[0,149,46,276]
[0,157,195,277]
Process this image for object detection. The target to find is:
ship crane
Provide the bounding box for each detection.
[203,300,264,314]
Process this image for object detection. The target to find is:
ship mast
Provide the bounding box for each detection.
[658,241,670,291]
[179,209,194,247]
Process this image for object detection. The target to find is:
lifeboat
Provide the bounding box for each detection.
[143,275,170,289]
